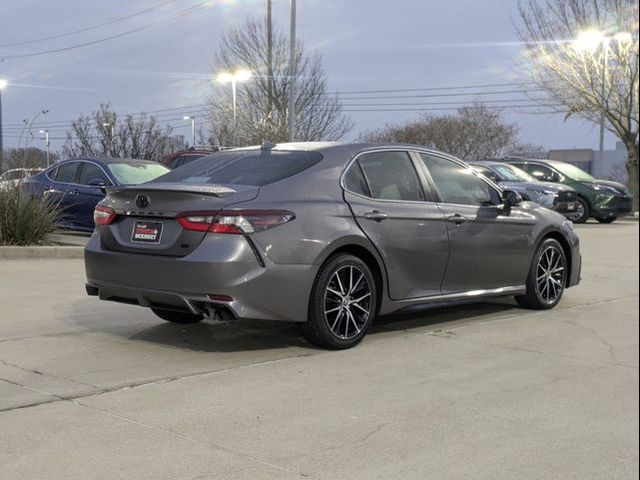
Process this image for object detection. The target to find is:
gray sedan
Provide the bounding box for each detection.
[469,161,578,217]
[85,143,581,349]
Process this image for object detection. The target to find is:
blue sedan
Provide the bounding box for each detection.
[23,158,170,232]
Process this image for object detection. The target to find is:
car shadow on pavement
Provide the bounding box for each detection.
[69,298,518,353]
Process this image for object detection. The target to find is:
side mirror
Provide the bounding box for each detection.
[502,190,523,211]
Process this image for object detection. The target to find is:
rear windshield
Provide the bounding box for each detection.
[109,162,170,185]
[155,150,323,187]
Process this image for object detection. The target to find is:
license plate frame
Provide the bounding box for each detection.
[131,221,163,244]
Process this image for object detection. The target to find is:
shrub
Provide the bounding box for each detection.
[0,184,60,246]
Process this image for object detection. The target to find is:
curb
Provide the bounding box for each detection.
[0,246,84,259]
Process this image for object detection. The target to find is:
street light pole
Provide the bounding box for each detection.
[39,129,50,166]
[0,79,6,174]
[288,0,297,142]
[183,116,196,147]
[216,69,252,146]
[231,79,238,130]
[596,41,608,178]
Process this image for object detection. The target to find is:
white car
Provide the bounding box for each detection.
[0,168,43,191]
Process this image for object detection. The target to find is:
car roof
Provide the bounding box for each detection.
[56,157,161,166]
[224,141,460,159]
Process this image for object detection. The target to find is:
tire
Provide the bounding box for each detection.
[595,215,617,224]
[515,238,567,310]
[301,254,377,349]
[151,308,203,324]
[566,197,590,223]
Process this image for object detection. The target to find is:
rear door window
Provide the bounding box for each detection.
[55,162,80,183]
[78,163,112,186]
[343,162,371,196]
[357,151,425,201]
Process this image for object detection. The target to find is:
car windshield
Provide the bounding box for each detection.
[109,162,170,185]
[550,162,596,181]
[491,164,536,182]
[155,150,323,187]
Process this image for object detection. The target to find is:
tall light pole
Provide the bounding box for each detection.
[39,129,50,166]
[574,30,632,177]
[0,78,6,174]
[217,69,252,144]
[102,122,115,138]
[288,0,297,142]
[183,116,196,148]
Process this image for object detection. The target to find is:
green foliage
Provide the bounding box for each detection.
[0,184,60,246]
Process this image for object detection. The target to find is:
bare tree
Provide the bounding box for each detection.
[516,0,639,207]
[2,147,59,171]
[63,104,174,161]
[359,104,523,160]
[206,17,352,147]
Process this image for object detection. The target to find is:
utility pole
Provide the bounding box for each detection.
[0,80,5,174]
[39,129,50,166]
[596,42,608,178]
[267,0,274,128]
[287,0,297,142]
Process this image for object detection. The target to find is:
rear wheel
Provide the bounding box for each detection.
[595,215,617,224]
[566,197,590,223]
[515,238,567,310]
[151,308,203,324]
[302,254,377,349]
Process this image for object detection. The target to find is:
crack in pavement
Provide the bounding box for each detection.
[561,318,621,364]
[69,398,321,480]
[0,353,316,414]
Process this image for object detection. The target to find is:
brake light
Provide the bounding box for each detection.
[94,205,116,226]
[177,210,295,234]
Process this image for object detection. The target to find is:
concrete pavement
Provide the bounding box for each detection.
[0,221,638,479]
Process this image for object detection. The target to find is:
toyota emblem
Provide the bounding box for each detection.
[135,194,150,208]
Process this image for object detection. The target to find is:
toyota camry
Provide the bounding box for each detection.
[85,142,581,349]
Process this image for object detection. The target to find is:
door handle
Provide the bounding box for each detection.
[364,210,389,222]
[447,213,469,225]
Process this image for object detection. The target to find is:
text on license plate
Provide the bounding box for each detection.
[131,221,163,244]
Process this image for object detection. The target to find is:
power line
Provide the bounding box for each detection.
[0,0,177,48]
[323,81,540,95]
[0,2,208,60]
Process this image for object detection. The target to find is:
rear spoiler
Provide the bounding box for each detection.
[106,182,238,197]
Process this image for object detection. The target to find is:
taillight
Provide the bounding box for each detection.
[94,205,116,226]
[177,210,295,234]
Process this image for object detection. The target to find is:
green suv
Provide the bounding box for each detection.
[506,159,633,223]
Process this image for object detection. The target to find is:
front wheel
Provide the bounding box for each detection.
[515,238,567,310]
[595,215,617,224]
[151,308,203,324]
[566,197,590,223]
[301,254,377,349]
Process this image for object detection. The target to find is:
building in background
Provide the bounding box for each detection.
[548,142,628,183]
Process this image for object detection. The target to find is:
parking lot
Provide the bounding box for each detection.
[0,220,638,479]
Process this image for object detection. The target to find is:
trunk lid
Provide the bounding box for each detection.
[98,182,259,256]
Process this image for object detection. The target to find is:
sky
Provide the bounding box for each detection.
[0,0,619,153]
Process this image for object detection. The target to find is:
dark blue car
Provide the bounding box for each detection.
[23,158,170,232]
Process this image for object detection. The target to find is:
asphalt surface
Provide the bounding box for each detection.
[1,220,638,480]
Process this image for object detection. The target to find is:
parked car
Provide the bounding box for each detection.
[468,161,578,217]
[505,159,633,223]
[161,148,218,170]
[85,143,581,349]
[0,168,43,190]
[23,158,170,232]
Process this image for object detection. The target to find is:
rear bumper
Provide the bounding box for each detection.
[84,232,318,322]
